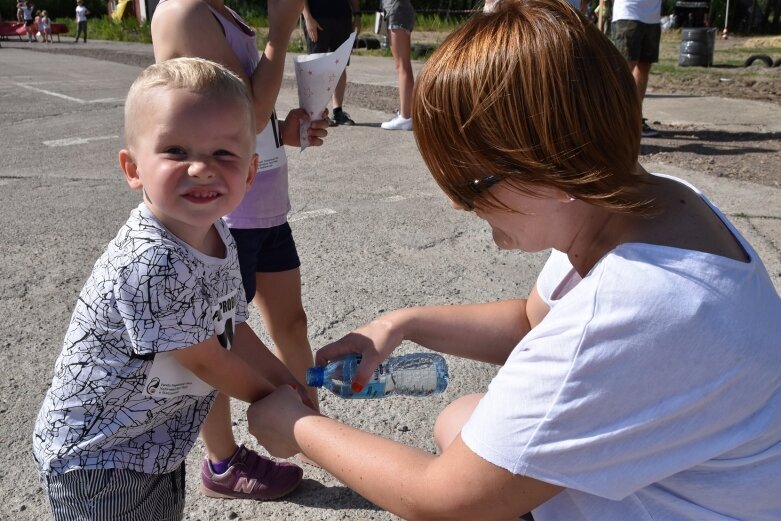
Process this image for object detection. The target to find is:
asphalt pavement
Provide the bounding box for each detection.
[1,40,779,521]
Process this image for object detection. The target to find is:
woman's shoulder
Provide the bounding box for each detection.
[598,241,752,290]
[154,0,212,22]
[640,174,751,263]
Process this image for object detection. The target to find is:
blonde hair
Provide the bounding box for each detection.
[124,57,255,146]
[414,0,654,214]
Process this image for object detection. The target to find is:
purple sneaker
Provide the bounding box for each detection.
[200,445,303,500]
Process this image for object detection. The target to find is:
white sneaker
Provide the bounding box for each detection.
[381,113,412,131]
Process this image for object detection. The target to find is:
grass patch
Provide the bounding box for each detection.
[414,14,471,32]
[50,12,781,83]
[54,15,152,43]
[653,30,781,77]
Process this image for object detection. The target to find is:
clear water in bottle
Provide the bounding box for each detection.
[306,352,449,399]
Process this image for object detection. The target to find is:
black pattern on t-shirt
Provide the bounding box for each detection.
[33,204,247,476]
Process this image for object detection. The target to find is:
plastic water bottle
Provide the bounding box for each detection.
[306,353,449,399]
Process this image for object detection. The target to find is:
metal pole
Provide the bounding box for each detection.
[722,0,730,38]
[598,0,606,32]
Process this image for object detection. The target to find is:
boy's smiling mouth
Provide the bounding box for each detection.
[182,188,222,203]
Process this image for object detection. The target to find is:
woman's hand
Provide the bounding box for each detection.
[247,384,317,458]
[280,108,329,148]
[315,315,405,391]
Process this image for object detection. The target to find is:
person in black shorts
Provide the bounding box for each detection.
[303,0,360,126]
[610,0,662,137]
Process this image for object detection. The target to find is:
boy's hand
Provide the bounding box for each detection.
[281,108,329,148]
[290,381,318,410]
[267,0,305,45]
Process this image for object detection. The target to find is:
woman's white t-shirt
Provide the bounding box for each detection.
[460,175,781,521]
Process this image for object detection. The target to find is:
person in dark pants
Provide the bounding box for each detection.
[74,0,89,43]
[22,1,35,42]
[302,0,360,126]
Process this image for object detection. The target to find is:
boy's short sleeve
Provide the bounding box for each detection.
[115,248,212,355]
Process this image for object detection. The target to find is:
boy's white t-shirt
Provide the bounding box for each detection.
[460,175,781,520]
[33,204,248,476]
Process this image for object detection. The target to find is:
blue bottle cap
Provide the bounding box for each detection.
[306,367,324,387]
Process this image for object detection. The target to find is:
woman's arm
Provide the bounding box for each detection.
[151,0,303,133]
[317,287,549,388]
[249,386,563,520]
[318,300,528,367]
[388,298,540,363]
[247,0,303,125]
[151,0,253,89]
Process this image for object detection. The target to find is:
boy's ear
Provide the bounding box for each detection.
[119,149,143,191]
[245,153,259,191]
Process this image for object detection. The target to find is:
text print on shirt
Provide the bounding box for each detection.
[257,112,284,171]
[143,289,239,398]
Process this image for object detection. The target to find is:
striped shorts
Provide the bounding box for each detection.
[42,463,185,521]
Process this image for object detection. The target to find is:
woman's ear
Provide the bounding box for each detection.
[119,149,142,191]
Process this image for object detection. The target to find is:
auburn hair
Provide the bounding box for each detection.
[413,0,655,214]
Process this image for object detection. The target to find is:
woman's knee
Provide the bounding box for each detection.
[433,393,484,452]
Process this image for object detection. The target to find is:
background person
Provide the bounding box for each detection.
[611,0,662,136]
[380,0,415,131]
[152,0,328,501]
[303,0,361,126]
[246,1,781,519]
[22,1,35,42]
[38,9,51,43]
[74,0,89,43]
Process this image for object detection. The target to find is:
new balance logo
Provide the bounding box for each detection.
[234,477,257,494]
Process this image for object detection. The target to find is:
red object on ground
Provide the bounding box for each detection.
[0,21,69,42]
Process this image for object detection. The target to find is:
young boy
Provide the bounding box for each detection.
[151,0,329,498]
[33,57,307,520]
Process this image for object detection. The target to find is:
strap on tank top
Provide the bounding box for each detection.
[204,3,255,38]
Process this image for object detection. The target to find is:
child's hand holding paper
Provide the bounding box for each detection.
[294,32,357,150]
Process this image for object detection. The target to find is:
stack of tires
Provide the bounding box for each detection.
[679,27,717,67]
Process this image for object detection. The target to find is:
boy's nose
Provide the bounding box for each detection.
[187,160,215,179]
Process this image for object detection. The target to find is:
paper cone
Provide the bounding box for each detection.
[294,31,356,150]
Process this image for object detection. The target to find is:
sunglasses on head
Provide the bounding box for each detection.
[452,174,504,211]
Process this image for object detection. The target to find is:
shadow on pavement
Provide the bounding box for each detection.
[641,129,781,156]
[285,478,382,512]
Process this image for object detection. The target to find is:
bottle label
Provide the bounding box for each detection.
[351,381,387,398]
[347,364,388,398]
